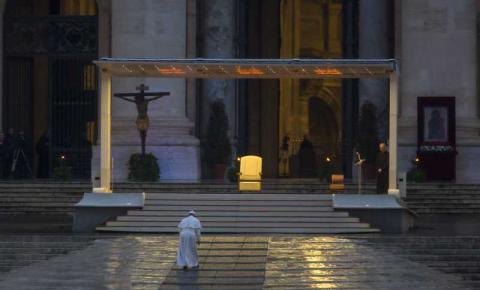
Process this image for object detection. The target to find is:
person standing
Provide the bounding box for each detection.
[279,136,290,177]
[177,210,202,270]
[4,128,15,179]
[36,133,50,179]
[0,134,7,179]
[12,131,32,179]
[375,143,389,194]
[298,135,317,178]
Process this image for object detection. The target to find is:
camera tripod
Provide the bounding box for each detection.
[11,148,32,177]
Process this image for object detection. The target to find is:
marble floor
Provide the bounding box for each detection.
[0,234,476,290]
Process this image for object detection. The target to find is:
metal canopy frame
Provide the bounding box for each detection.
[95,58,396,79]
[95,58,400,197]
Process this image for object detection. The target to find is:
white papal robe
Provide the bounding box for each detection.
[176,215,202,268]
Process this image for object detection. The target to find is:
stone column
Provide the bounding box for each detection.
[388,72,399,196]
[201,0,237,153]
[96,0,111,58]
[359,0,392,141]
[104,0,200,181]
[99,69,112,192]
[0,0,7,131]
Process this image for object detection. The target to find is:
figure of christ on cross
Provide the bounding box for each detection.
[114,84,170,155]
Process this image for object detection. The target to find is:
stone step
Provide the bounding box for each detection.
[144,193,333,200]
[0,203,75,207]
[144,200,333,206]
[411,210,480,214]
[407,204,480,208]
[141,205,334,211]
[406,195,480,199]
[0,197,81,202]
[126,210,350,217]
[96,226,380,233]
[104,221,371,228]
[116,215,360,223]
[407,199,480,203]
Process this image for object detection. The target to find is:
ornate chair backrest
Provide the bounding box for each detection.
[239,155,262,181]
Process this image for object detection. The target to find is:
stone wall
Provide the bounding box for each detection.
[398,0,480,182]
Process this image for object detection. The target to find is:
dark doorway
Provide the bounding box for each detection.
[4,0,98,179]
[308,97,341,169]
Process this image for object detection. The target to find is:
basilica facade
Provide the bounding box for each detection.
[1,0,480,183]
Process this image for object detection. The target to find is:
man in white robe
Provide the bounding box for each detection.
[177,210,202,270]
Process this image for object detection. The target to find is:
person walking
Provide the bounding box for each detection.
[177,210,202,270]
[375,142,389,194]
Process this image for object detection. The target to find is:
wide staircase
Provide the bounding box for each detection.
[2,181,480,232]
[405,184,480,214]
[96,192,379,233]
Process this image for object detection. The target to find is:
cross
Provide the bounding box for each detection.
[113,84,170,155]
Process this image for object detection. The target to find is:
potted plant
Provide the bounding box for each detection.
[407,157,426,183]
[317,156,335,182]
[53,155,72,181]
[357,102,379,180]
[226,159,240,183]
[203,99,232,179]
[128,153,160,182]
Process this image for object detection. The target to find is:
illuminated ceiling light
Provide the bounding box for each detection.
[121,64,133,73]
[314,68,342,75]
[267,66,277,74]
[157,67,186,75]
[236,67,265,75]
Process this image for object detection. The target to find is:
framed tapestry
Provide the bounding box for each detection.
[417,97,456,180]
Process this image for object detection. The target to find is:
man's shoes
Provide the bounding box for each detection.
[182,266,188,271]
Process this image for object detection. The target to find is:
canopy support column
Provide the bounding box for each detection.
[388,71,400,197]
[99,69,112,193]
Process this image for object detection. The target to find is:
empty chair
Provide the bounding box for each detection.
[238,155,262,191]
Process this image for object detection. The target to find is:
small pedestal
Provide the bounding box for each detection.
[73,192,144,233]
[333,194,416,233]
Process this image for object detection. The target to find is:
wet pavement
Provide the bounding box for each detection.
[0,234,478,289]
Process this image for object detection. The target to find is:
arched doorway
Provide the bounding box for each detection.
[4,0,98,179]
[279,0,343,177]
[308,96,341,169]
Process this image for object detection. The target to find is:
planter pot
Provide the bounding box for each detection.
[212,164,227,179]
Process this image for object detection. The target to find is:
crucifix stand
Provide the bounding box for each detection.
[113,84,170,156]
[354,151,366,194]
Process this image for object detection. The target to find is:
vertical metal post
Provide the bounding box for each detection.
[388,71,400,197]
[99,68,112,193]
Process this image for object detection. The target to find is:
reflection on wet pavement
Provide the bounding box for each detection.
[0,234,476,289]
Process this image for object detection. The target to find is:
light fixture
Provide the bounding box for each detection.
[314,68,342,75]
[157,67,186,75]
[236,67,264,75]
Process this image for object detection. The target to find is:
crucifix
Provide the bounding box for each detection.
[114,84,170,155]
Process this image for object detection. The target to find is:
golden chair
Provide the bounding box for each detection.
[238,155,262,191]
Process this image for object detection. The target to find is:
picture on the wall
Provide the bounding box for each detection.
[424,106,448,142]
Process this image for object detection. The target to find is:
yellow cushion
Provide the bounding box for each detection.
[239,181,261,191]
